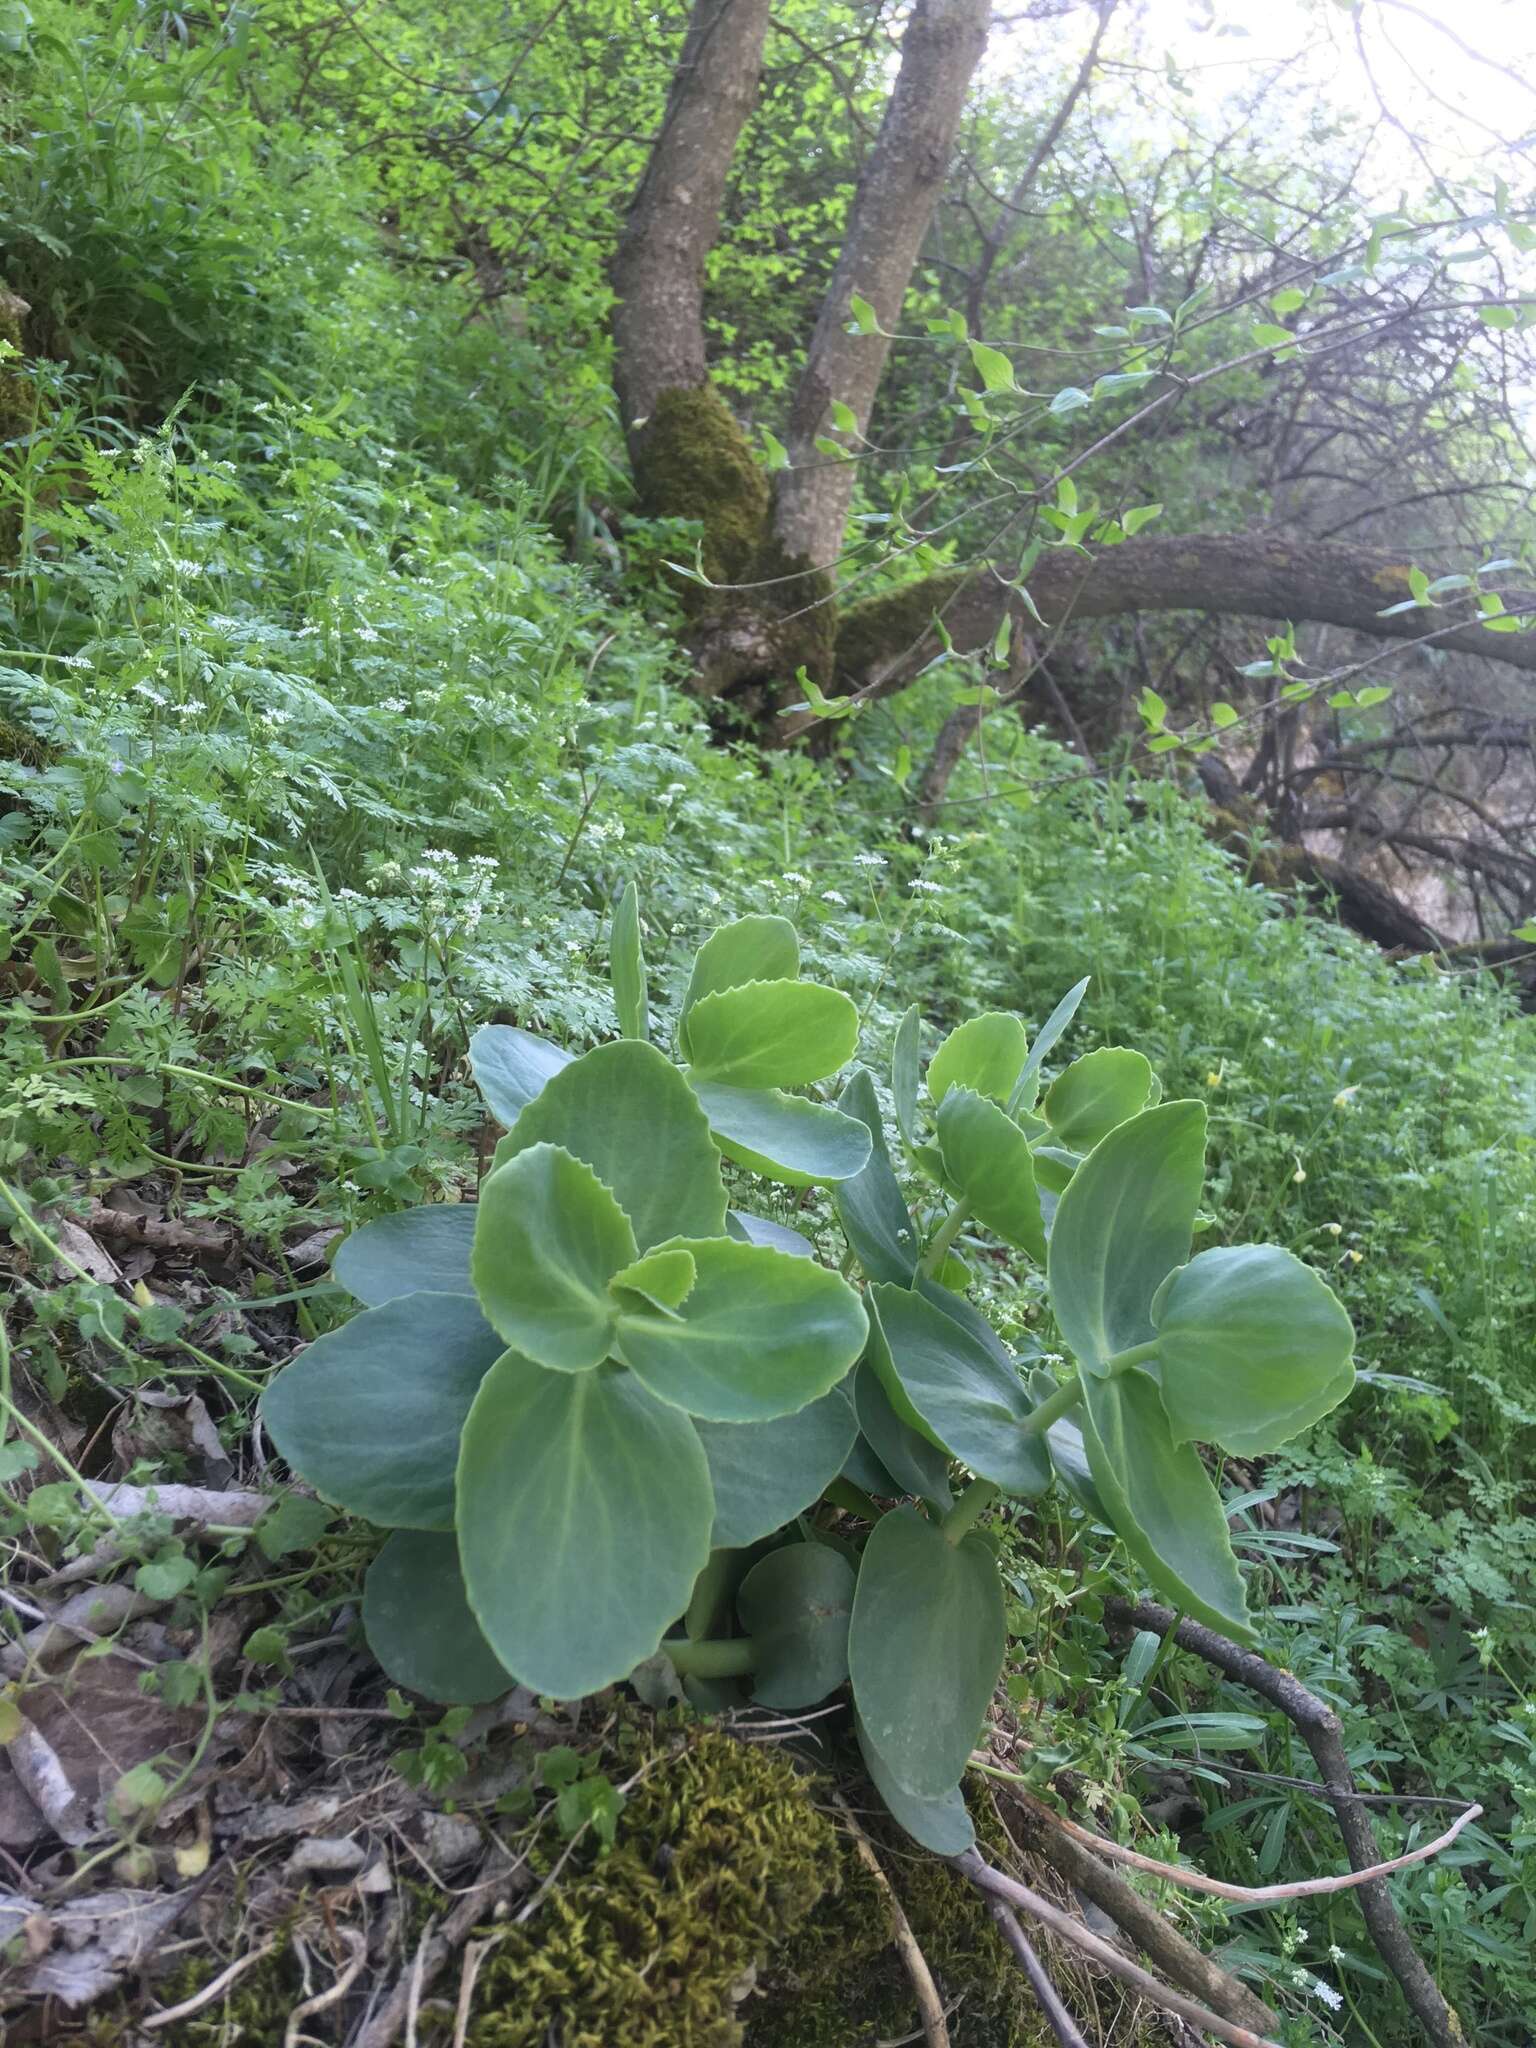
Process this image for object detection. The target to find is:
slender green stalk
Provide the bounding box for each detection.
[1018,1374,1085,1439]
[52,1058,335,1117]
[1103,1340,1162,1375]
[941,1479,999,1543]
[921,1199,968,1276]
[664,1635,758,1680]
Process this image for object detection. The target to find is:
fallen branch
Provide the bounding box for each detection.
[1012,1778,1482,1905]
[834,1791,951,2048]
[1107,1596,1469,2048]
[952,1851,1282,2048]
[84,1203,234,1256]
[980,1894,1092,2048]
[143,1939,282,2029]
[992,1784,1280,2036]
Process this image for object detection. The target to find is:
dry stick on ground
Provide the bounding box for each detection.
[980,1894,1093,2048]
[833,1792,952,2048]
[1108,1597,1467,2048]
[951,1852,1283,2048]
[991,1786,1281,2037]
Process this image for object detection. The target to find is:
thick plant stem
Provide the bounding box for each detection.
[1019,1376,1084,1439]
[940,1480,998,1544]
[1103,1339,1161,1375]
[665,1635,758,1679]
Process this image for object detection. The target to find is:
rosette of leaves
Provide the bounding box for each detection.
[260,948,870,1705]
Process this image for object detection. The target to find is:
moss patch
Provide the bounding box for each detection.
[631,385,772,597]
[465,1729,839,2048]
[834,569,971,684]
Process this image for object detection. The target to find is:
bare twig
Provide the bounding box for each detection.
[1108,1597,1469,2048]
[834,1792,951,2048]
[143,1940,281,2029]
[283,1926,367,2048]
[981,1895,1093,2048]
[953,1852,1283,2048]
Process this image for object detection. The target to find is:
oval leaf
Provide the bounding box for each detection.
[695,1391,859,1549]
[693,1079,872,1186]
[848,1507,1005,1799]
[615,1237,867,1421]
[262,1293,501,1529]
[363,1529,515,1705]
[1151,1244,1355,1455]
[869,1284,1048,1496]
[1042,1047,1153,1151]
[610,1246,697,1314]
[833,1068,918,1284]
[927,1012,1027,1108]
[726,1209,817,1258]
[1079,1368,1254,1643]
[457,1354,713,1698]
[856,1712,975,1854]
[892,1004,922,1147]
[1048,1100,1207,1376]
[503,1039,726,1252]
[472,1143,634,1370]
[852,1362,953,1508]
[333,1204,475,1306]
[738,1542,856,1708]
[682,915,800,1025]
[685,979,860,1089]
[935,1087,1045,1261]
[469,1024,574,1126]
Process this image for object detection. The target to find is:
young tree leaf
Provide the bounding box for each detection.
[333,1203,475,1306]
[856,1713,975,1854]
[684,979,860,1088]
[926,1011,1028,1108]
[892,1003,922,1146]
[469,1023,574,1126]
[848,1507,1006,1799]
[610,880,648,1040]
[503,1039,727,1251]
[1048,1101,1207,1377]
[695,1390,859,1549]
[868,1283,1049,1496]
[851,1362,953,1509]
[614,1236,867,1421]
[363,1529,515,1705]
[833,1067,919,1283]
[457,1354,713,1698]
[261,1293,502,1528]
[692,1079,872,1186]
[738,1542,856,1708]
[1078,1368,1255,1643]
[472,1143,634,1370]
[1150,1244,1355,1455]
[967,339,1016,393]
[1042,1046,1153,1151]
[934,1086,1046,1260]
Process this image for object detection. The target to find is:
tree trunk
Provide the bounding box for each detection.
[771,0,992,573]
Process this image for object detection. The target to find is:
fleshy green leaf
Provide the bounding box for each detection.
[1150,1244,1355,1455]
[695,1391,859,1549]
[892,1004,922,1147]
[680,915,800,1060]
[469,1024,574,1126]
[868,1284,1049,1496]
[851,1362,953,1509]
[726,1209,816,1258]
[693,1080,872,1186]
[1042,1047,1154,1152]
[501,1039,727,1252]
[610,881,648,1040]
[362,1530,515,1705]
[610,1247,697,1315]
[1048,1101,1207,1377]
[927,1012,1028,1108]
[614,1237,867,1421]
[833,1068,918,1284]
[333,1204,475,1306]
[457,1354,713,1698]
[472,1144,634,1370]
[738,1543,856,1708]
[1012,977,1089,1112]
[261,1293,501,1529]
[856,1714,975,1854]
[685,979,860,1088]
[935,1087,1045,1261]
[1080,1367,1253,1641]
[848,1507,1005,1798]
